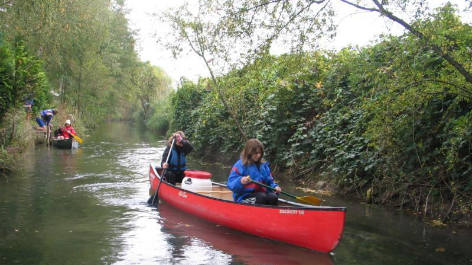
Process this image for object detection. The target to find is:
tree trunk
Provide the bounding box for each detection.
[77,61,82,119]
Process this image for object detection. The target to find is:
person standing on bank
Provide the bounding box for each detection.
[23,95,34,121]
[35,108,58,131]
[161,131,194,185]
[227,139,282,205]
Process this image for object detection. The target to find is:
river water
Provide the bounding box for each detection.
[1,122,471,265]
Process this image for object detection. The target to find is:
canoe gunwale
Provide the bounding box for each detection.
[188,180,346,211]
[209,181,347,211]
[52,138,79,149]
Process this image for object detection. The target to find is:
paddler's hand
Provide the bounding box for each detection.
[162,163,168,169]
[275,186,282,193]
[173,133,182,143]
[241,175,251,185]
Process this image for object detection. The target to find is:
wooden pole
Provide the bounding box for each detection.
[46,123,51,146]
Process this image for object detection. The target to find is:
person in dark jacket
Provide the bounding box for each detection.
[161,131,194,185]
[227,139,281,205]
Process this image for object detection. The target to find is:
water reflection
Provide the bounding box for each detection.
[158,202,334,265]
[56,148,82,174]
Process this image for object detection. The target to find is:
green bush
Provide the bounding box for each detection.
[146,95,173,133]
[166,7,472,218]
[0,36,52,123]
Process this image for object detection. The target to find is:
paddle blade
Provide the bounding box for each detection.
[296,196,322,206]
[71,134,83,144]
[150,191,160,205]
[148,194,159,205]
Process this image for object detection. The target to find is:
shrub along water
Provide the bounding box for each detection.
[165,7,472,224]
[0,36,86,171]
[0,35,53,171]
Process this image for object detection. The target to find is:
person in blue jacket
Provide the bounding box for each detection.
[161,131,194,185]
[35,108,58,131]
[227,139,282,205]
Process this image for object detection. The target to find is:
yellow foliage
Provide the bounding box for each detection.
[296,187,332,196]
[435,247,446,253]
[429,220,447,227]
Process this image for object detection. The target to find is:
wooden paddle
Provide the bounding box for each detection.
[149,138,175,205]
[248,177,322,206]
[46,119,51,146]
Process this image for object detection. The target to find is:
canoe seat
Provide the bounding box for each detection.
[197,190,234,201]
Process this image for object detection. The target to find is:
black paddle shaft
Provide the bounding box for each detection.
[150,138,175,205]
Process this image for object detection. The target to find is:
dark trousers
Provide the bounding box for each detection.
[164,170,185,185]
[242,192,278,205]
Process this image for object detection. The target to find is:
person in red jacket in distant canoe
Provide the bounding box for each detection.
[61,120,76,139]
[55,120,76,140]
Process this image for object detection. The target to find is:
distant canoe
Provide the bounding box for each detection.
[149,164,346,253]
[52,138,79,149]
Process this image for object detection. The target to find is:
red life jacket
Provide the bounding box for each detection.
[61,126,76,138]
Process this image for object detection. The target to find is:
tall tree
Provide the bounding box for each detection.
[0,0,146,123]
[132,62,172,121]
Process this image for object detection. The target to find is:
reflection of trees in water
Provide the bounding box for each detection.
[159,227,191,261]
[31,146,82,177]
[33,147,55,176]
[58,149,82,174]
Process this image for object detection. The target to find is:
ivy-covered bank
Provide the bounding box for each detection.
[164,6,472,225]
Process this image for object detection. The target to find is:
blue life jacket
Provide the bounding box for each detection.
[168,148,187,171]
[40,109,54,122]
[227,160,278,202]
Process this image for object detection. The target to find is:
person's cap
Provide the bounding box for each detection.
[65,120,71,124]
[52,109,58,114]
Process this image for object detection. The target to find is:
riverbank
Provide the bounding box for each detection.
[0,108,86,173]
[290,176,472,228]
[192,151,472,227]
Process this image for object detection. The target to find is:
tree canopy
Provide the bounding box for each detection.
[0,0,172,125]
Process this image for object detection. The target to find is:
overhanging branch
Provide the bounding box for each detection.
[369,0,472,86]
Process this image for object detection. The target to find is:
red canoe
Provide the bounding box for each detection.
[148,163,346,253]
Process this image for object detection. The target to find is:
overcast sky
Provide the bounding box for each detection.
[125,0,470,88]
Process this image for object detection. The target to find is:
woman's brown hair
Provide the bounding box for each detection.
[167,131,187,145]
[241,138,264,165]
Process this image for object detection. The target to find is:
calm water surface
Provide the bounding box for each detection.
[1,122,471,265]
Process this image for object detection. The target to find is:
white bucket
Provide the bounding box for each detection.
[181,170,213,192]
